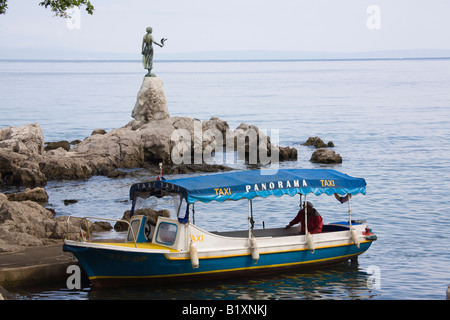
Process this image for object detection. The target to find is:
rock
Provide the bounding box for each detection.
[278,146,298,161]
[0,123,44,155]
[203,116,230,142]
[38,149,93,181]
[91,221,113,232]
[0,127,47,187]
[6,187,49,203]
[91,128,107,135]
[50,216,89,240]
[1,116,297,188]
[0,193,7,204]
[164,163,233,175]
[310,148,343,164]
[44,140,70,151]
[10,166,47,187]
[63,199,78,205]
[0,199,58,252]
[70,139,82,145]
[303,136,327,149]
[0,194,95,252]
[303,136,335,149]
[132,77,170,121]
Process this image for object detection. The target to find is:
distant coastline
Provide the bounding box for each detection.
[1,56,450,64]
[1,48,450,63]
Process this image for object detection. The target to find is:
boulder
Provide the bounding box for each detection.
[91,128,107,135]
[44,140,70,151]
[0,191,118,252]
[303,136,328,149]
[0,199,57,252]
[303,136,334,149]
[279,146,298,161]
[310,148,343,164]
[0,125,48,187]
[132,77,170,121]
[0,149,47,187]
[0,123,44,155]
[6,187,49,203]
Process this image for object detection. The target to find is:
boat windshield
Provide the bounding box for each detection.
[131,192,187,222]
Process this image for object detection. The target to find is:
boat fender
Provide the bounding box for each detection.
[250,237,259,262]
[351,229,360,248]
[306,232,315,253]
[189,241,199,269]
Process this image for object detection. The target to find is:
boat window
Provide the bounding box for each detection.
[127,219,141,242]
[156,222,178,245]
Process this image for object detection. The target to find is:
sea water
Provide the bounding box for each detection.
[1,58,450,300]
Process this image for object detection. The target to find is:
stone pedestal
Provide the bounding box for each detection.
[132,77,170,121]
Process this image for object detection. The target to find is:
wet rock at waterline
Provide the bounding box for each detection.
[310,148,343,164]
[303,136,335,149]
[0,189,111,253]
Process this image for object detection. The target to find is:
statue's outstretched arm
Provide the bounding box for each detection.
[152,39,163,47]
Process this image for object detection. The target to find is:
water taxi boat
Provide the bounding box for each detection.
[63,168,376,287]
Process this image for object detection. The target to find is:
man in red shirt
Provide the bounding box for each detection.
[285,201,323,234]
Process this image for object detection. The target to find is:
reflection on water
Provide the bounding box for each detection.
[14,261,380,300]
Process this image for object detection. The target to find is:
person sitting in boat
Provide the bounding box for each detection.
[285,201,323,234]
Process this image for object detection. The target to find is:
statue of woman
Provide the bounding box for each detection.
[142,27,165,77]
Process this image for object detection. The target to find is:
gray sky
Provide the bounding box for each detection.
[1,0,450,59]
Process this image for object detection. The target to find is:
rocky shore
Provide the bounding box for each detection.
[0,76,342,296]
[0,76,300,251]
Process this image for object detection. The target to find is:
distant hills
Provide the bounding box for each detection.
[1,47,450,61]
[156,49,450,61]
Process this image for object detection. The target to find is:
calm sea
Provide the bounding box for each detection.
[1,58,450,300]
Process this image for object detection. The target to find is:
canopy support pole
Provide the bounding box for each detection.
[248,199,254,236]
[348,196,360,248]
[304,195,308,235]
[348,196,352,229]
[247,199,259,261]
[304,195,315,253]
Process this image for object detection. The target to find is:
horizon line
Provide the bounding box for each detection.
[1,56,450,63]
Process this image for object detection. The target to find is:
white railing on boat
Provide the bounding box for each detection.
[65,216,138,248]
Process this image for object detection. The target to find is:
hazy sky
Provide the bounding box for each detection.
[1,0,449,59]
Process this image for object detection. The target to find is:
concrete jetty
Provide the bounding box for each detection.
[0,243,78,290]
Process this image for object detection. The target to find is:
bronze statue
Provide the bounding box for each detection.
[142,27,167,77]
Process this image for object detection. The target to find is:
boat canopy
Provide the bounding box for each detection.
[129,168,366,205]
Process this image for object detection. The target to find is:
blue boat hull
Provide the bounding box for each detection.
[63,240,373,287]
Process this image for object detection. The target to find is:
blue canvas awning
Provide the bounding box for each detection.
[129,168,366,204]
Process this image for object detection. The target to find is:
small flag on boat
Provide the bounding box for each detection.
[157,162,166,181]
